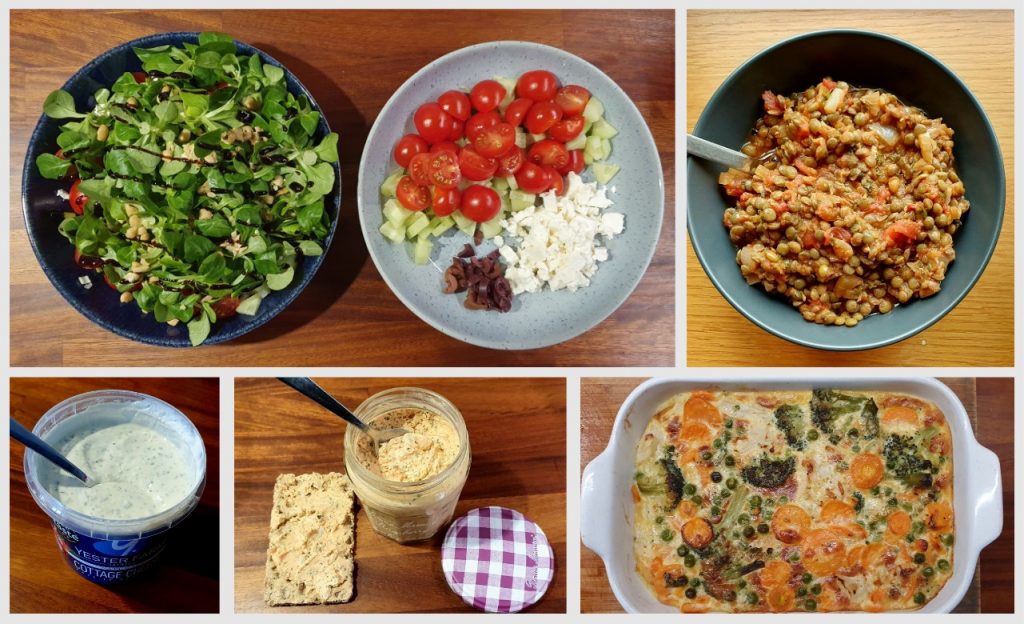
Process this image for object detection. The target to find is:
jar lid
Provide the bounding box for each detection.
[441,506,555,613]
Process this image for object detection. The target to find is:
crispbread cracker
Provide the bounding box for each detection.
[264,472,356,606]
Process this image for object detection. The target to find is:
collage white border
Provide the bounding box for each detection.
[1,0,1020,620]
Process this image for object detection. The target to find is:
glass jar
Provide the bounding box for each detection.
[344,387,470,543]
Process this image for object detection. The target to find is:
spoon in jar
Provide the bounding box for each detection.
[686,134,750,170]
[9,417,96,486]
[277,377,409,453]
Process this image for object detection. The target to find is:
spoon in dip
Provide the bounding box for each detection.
[686,134,750,170]
[278,378,410,452]
[10,417,95,486]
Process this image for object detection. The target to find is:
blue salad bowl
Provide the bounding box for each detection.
[21,32,340,347]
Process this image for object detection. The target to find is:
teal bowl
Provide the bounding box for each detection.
[688,30,1004,351]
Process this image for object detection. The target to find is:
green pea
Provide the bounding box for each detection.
[721,489,732,498]
[779,495,789,504]
[802,572,812,584]
[914,592,926,605]
[828,434,841,444]
[684,555,697,568]
[725,455,736,467]
[725,418,734,429]
[848,428,859,438]
[691,495,703,505]
[811,584,821,595]
[690,577,701,588]
[805,599,817,611]
[737,580,747,589]
[683,483,697,495]
[738,513,750,525]
[743,526,755,539]
[701,451,713,461]
[852,445,861,453]
[726,477,738,489]
[913,553,925,564]
[746,591,759,605]
[660,528,673,542]
[807,429,819,441]
[942,534,955,546]
[749,495,763,507]
[937,559,950,571]
[713,438,724,449]
[922,566,934,578]
[676,545,689,557]
[711,505,721,516]
[887,497,898,507]
[797,587,808,597]
[655,515,665,524]
[757,523,769,534]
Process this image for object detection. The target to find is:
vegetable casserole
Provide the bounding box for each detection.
[719,78,968,327]
[633,389,954,612]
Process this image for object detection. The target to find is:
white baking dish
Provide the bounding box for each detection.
[581,377,1002,613]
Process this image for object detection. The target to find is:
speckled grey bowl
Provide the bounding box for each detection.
[689,30,1004,351]
[358,41,663,350]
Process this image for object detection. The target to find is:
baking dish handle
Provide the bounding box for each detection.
[580,449,614,559]
[968,444,1003,548]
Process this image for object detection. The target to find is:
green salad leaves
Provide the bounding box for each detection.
[37,32,338,345]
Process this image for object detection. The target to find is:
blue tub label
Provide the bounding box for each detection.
[51,521,167,584]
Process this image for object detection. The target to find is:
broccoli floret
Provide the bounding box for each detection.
[810,389,878,438]
[882,434,934,488]
[740,455,795,489]
[774,404,806,450]
[860,399,880,440]
[659,445,686,510]
[852,491,865,512]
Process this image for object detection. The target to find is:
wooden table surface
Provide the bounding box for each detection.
[580,377,1014,613]
[8,378,220,614]
[234,377,566,613]
[686,10,1014,366]
[9,9,675,367]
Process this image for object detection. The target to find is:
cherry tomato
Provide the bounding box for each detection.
[448,118,465,141]
[407,153,434,187]
[461,185,501,223]
[496,146,525,176]
[131,71,148,84]
[515,161,551,194]
[414,102,455,144]
[457,146,499,181]
[465,110,501,142]
[470,79,507,113]
[55,149,77,178]
[69,179,88,215]
[437,89,472,121]
[525,101,562,135]
[527,139,570,169]
[558,149,585,176]
[430,141,459,155]
[212,296,241,319]
[431,186,462,217]
[517,70,559,101]
[473,122,516,158]
[547,115,585,143]
[103,272,119,290]
[427,151,461,189]
[396,176,430,211]
[555,85,591,117]
[73,248,103,270]
[504,98,533,127]
[393,134,429,168]
[544,167,565,195]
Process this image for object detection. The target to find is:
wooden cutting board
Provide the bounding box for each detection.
[234,377,566,613]
[8,378,221,614]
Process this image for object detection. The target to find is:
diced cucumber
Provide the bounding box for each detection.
[601,137,612,160]
[529,132,546,144]
[235,294,262,316]
[451,210,477,235]
[496,76,517,111]
[565,132,588,151]
[412,237,433,265]
[584,151,594,166]
[515,128,528,148]
[404,212,430,239]
[585,135,604,162]
[510,189,536,211]
[591,118,619,139]
[592,162,620,184]
[492,176,510,194]
[380,171,403,198]
[582,118,594,135]
[379,221,406,243]
[383,198,414,227]
[431,216,455,236]
[583,97,604,123]
[505,175,519,191]
[480,212,505,239]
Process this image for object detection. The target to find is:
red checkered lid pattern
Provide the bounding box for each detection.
[441,506,555,613]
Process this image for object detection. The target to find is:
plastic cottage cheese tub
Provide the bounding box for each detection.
[23,390,206,584]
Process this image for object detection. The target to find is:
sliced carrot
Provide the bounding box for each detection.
[631,483,641,503]
[850,453,885,489]
[771,504,811,544]
[760,559,793,588]
[683,396,723,427]
[833,523,867,540]
[678,420,712,445]
[767,585,796,612]
[678,500,698,518]
[819,499,855,522]
[882,406,919,426]
[925,501,953,530]
[682,517,714,549]
[887,510,912,536]
[802,528,846,576]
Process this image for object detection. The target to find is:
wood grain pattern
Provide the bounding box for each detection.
[9,9,675,367]
[580,377,1013,613]
[686,10,1014,366]
[234,377,566,613]
[9,378,220,614]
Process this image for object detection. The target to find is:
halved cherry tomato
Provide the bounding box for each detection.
[469,79,507,113]
[466,110,501,142]
[448,118,465,141]
[393,134,429,168]
[473,122,516,158]
[555,85,591,116]
[396,176,430,211]
[69,179,88,215]
[427,151,461,189]
[528,139,570,169]
[212,296,241,319]
[73,248,103,270]
[558,149,585,176]
[547,115,585,142]
[407,153,434,187]
[496,146,525,176]
[430,141,459,155]
[460,185,501,223]
[504,97,533,127]
[543,166,565,195]
[103,272,119,290]
[457,146,498,181]
[131,71,148,84]
[517,70,558,101]
[515,161,551,194]
[437,89,472,121]
[431,186,461,217]
[525,101,562,135]
[413,102,455,144]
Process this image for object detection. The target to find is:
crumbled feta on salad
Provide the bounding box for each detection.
[496,172,624,294]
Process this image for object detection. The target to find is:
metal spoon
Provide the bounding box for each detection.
[277,377,409,452]
[687,133,750,170]
[10,417,95,486]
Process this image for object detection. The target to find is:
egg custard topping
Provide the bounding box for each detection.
[633,389,954,612]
